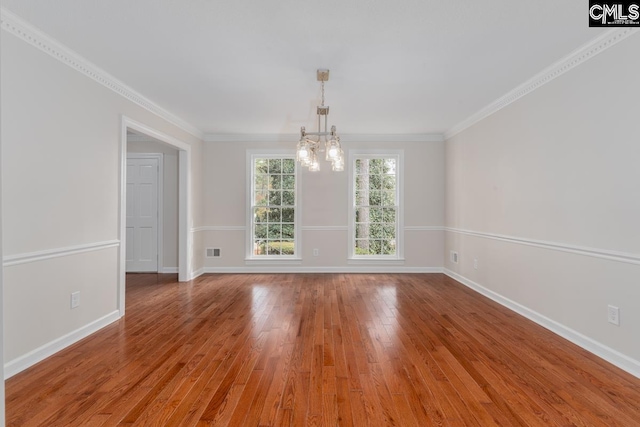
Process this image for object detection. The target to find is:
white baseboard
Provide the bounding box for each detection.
[4,310,121,378]
[160,267,179,274]
[443,269,640,379]
[200,266,444,274]
[190,267,205,280]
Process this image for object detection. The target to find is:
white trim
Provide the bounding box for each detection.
[192,225,246,232]
[201,266,442,274]
[443,269,640,379]
[4,310,121,379]
[126,153,164,273]
[347,258,406,266]
[301,226,348,231]
[192,225,442,233]
[205,133,444,143]
[404,226,444,231]
[444,28,640,139]
[160,267,179,274]
[190,267,205,280]
[178,150,192,282]
[245,259,302,266]
[445,227,640,265]
[0,8,203,140]
[3,240,120,267]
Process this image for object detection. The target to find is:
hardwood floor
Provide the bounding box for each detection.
[6,273,640,426]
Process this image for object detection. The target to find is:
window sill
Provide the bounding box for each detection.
[347,258,405,265]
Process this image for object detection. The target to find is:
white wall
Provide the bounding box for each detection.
[199,139,444,272]
[0,33,5,420]
[445,33,640,374]
[1,29,202,375]
[127,140,179,271]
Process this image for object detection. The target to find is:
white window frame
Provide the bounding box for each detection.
[348,149,404,262]
[246,150,302,262]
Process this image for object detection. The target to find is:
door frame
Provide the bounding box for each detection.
[125,153,164,273]
[119,116,192,316]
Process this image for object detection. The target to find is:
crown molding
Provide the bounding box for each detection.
[204,133,445,143]
[444,28,640,140]
[0,7,204,140]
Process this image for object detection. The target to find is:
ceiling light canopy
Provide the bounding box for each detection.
[296,69,344,172]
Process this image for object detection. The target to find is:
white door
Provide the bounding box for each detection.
[126,157,159,272]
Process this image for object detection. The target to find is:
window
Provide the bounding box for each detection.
[247,152,300,259]
[349,151,403,259]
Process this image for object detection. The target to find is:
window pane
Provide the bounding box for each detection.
[382,239,396,255]
[369,176,382,190]
[268,159,282,174]
[282,159,295,173]
[268,190,281,206]
[254,239,266,255]
[282,224,294,238]
[355,239,370,255]
[254,191,268,206]
[267,242,281,255]
[370,239,382,255]
[355,222,370,239]
[270,175,282,190]
[268,208,281,222]
[369,207,382,223]
[369,191,381,206]
[370,224,384,239]
[255,224,267,239]
[382,191,395,206]
[383,224,396,239]
[369,159,383,174]
[355,207,370,224]
[282,175,295,189]
[282,207,294,223]
[280,240,295,255]
[268,224,282,239]
[282,191,295,206]
[255,159,268,174]
[383,175,396,189]
[383,208,396,223]
[254,175,268,192]
[384,158,396,174]
[254,207,268,223]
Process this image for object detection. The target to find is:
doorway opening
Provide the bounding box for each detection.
[119,116,192,316]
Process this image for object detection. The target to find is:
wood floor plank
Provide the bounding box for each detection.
[6,273,640,426]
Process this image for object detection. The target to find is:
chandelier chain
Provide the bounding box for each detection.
[321,80,325,107]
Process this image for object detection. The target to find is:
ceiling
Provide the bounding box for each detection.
[3,1,605,136]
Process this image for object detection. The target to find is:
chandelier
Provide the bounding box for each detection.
[296,69,344,172]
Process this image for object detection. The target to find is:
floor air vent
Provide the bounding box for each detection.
[206,248,221,258]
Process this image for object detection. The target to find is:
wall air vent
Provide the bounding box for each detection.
[206,248,221,258]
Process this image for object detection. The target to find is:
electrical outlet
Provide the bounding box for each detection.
[607,305,620,326]
[313,248,319,257]
[450,250,458,264]
[473,258,478,269]
[71,291,80,309]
